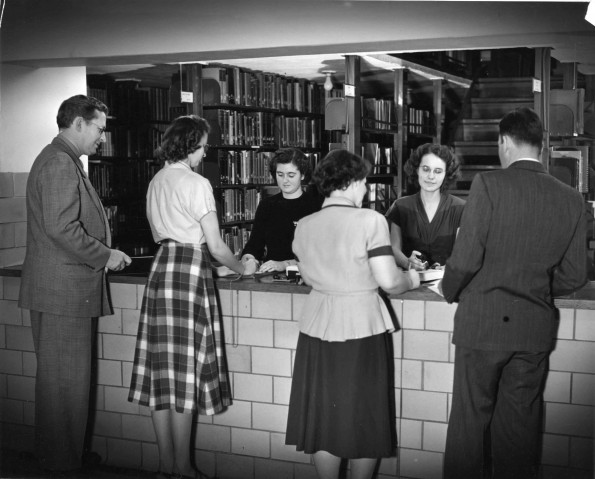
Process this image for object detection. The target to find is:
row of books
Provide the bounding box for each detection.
[221,225,252,259]
[103,205,119,239]
[95,125,168,158]
[220,188,261,224]
[361,98,395,131]
[202,65,325,114]
[218,150,275,185]
[89,159,161,200]
[277,116,322,149]
[367,183,393,212]
[407,107,433,134]
[361,144,396,171]
[204,110,277,147]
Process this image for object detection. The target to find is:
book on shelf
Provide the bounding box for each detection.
[217,150,273,185]
[361,144,395,173]
[219,188,261,224]
[201,64,324,113]
[221,225,252,259]
[361,97,394,130]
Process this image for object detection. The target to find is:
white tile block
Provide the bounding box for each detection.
[252,292,291,320]
[231,427,270,457]
[569,436,594,470]
[273,377,292,405]
[543,371,571,403]
[106,437,141,469]
[403,330,450,362]
[401,389,448,422]
[97,359,123,387]
[214,399,252,428]
[399,447,444,479]
[110,283,138,309]
[3,277,20,300]
[399,419,422,449]
[424,361,454,393]
[196,423,231,453]
[292,294,308,320]
[402,300,425,330]
[233,372,273,403]
[575,309,595,341]
[93,410,122,437]
[401,359,422,390]
[274,320,299,350]
[571,373,595,406]
[6,325,33,351]
[102,333,137,361]
[226,344,251,373]
[0,349,22,375]
[121,309,140,336]
[239,317,274,347]
[423,421,447,452]
[252,347,292,377]
[550,339,595,374]
[541,433,569,466]
[7,375,34,401]
[98,309,122,334]
[253,403,289,433]
[22,351,35,377]
[425,301,456,332]
[122,413,155,442]
[544,402,593,438]
[104,386,139,414]
[557,308,574,340]
[0,300,22,325]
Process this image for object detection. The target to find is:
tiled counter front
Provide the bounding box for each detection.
[0,273,593,479]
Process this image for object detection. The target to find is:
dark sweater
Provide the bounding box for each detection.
[241,190,322,262]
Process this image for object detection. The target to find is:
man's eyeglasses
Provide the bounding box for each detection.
[89,122,107,136]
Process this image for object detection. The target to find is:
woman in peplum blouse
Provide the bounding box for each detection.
[285,149,420,479]
[386,143,465,271]
[240,147,323,274]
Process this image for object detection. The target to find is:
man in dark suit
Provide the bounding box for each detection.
[18,95,131,474]
[441,107,587,479]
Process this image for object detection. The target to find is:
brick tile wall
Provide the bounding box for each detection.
[0,173,27,267]
[0,279,593,479]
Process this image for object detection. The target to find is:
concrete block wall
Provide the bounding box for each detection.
[0,173,28,267]
[0,277,593,478]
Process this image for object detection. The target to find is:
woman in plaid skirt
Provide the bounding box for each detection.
[128,115,257,479]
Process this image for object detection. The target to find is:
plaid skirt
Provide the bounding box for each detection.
[128,240,231,415]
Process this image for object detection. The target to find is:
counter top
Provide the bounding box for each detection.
[3,263,594,309]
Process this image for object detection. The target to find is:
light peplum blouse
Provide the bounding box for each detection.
[292,196,396,342]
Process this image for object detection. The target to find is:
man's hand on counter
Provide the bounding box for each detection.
[106,249,132,271]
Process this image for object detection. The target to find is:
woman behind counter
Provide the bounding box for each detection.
[386,143,465,271]
[285,149,420,479]
[240,147,322,274]
[128,115,255,479]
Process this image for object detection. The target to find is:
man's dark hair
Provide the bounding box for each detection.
[313,149,371,197]
[57,95,108,129]
[157,115,210,163]
[499,107,543,150]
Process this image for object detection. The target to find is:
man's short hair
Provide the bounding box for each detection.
[499,107,543,150]
[57,95,108,129]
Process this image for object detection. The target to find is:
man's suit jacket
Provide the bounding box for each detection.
[442,160,587,352]
[19,136,113,318]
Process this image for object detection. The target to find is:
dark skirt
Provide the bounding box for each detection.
[285,332,397,458]
[128,240,231,415]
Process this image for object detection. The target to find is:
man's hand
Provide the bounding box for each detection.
[106,249,132,271]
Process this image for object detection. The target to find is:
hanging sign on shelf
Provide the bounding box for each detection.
[181,91,194,103]
[344,84,356,98]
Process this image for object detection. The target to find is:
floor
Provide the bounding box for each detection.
[0,449,157,479]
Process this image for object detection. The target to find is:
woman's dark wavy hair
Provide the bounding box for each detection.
[405,143,461,193]
[57,95,108,129]
[268,147,312,183]
[156,115,210,163]
[313,149,371,197]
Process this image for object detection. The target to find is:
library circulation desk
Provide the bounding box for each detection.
[0,265,594,479]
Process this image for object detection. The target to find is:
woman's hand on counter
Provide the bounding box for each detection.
[408,250,429,271]
[257,260,288,273]
[406,268,421,290]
